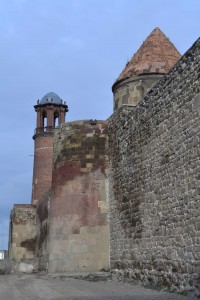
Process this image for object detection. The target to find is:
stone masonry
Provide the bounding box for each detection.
[8,27,200,295]
[112,28,181,110]
[9,205,37,272]
[48,120,110,273]
[35,190,51,271]
[108,38,200,291]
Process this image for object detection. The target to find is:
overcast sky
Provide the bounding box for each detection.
[0,0,199,249]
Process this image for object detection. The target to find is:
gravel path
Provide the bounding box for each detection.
[0,273,192,300]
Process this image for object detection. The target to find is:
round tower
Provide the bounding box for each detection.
[112,27,181,111]
[32,92,68,205]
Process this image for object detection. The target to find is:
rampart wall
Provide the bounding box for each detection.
[9,205,37,272]
[108,38,200,291]
[48,120,110,273]
[35,190,51,271]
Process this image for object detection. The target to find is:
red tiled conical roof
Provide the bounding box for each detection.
[114,27,181,85]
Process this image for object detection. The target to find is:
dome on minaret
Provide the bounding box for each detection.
[40,92,63,104]
[113,27,181,88]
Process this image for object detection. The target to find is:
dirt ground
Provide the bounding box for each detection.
[0,273,193,300]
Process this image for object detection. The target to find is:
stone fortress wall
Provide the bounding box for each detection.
[108,38,200,290]
[35,189,50,271]
[48,120,109,273]
[8,28,200,294]
[9,120,110,274]
[9,205,37,272]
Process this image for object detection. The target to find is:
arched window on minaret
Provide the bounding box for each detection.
[54,111,59,127]
[43,111,47,131]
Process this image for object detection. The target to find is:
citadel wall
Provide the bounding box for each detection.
[9,204,37,272]
[35,190,50,271]
[48,120,110,273]
[8,29,200,294]
[108,38,200,291]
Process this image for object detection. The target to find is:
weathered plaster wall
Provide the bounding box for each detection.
[108,39,200,291]
[9,205,37,272]
[35,190,50,271]
[48,120,110,273]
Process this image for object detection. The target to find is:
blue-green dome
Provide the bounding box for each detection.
[40,92,63,104]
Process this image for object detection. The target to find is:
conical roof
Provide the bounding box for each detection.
[114,28,181,86]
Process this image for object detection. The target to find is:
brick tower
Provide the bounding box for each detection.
[32,92,68,205]
[112,27,181,110]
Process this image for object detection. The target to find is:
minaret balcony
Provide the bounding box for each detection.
[34,126,55,134]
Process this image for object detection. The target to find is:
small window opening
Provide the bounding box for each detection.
[54,112,59,127]
[43,111,47,130]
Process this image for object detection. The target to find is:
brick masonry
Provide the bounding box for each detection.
[32,133,54,205]
[108,38,200,292]
[48,120,110,273]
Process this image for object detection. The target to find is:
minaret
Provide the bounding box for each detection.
[112,27,181,110]
[31,92,68,205]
